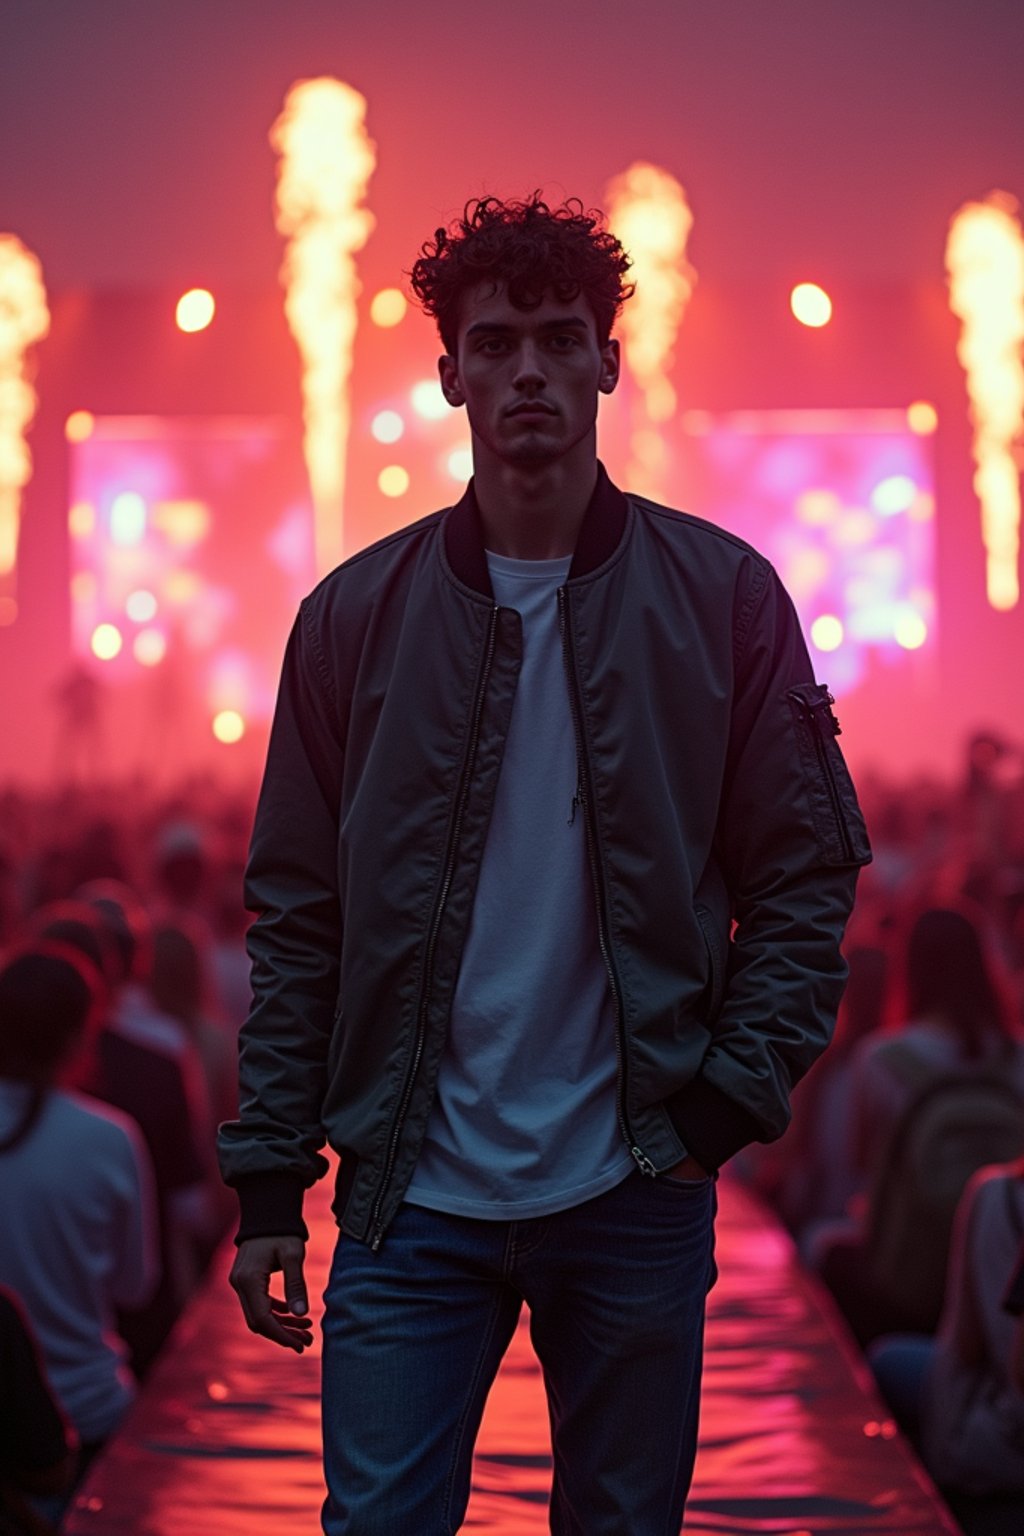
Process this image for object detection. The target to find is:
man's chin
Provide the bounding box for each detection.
[500,436,564,467]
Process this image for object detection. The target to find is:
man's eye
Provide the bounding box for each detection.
[550,334,578,350]
[479,337,507,354]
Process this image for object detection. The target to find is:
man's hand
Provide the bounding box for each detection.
[229,1236,313,1352]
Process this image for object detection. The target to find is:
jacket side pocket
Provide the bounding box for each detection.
[787,683,872,867]
[694,902,726,1023]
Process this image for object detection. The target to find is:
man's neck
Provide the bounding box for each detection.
[472,448,598,560]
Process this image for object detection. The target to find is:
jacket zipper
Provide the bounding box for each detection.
[368,604,501,1248]
[802,690,856,864]
[557,586,656,1177]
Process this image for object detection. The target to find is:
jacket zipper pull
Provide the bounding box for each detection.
[568,777,584,826]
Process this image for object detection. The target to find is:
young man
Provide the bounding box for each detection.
[219,193,871,1534]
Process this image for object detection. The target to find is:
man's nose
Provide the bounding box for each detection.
[512,342,546,389]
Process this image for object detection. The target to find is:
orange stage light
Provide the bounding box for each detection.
[212,709,245,744]
[906,400,938,435]
[90,622,123,661]
[370,288,407,327]
[65,410,95,443]
[378,465,409,498]
[133,629,167,666]
[791,283,833,328]
[68,502,96,539]
[176,289,216,333]
[894,612,928,649]
[810,614,844,652]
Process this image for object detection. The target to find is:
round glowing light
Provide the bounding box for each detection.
[907,400,938,435]
[165,570,201,604]
[133,628,167,666]
[176,288,216,333]
[91,622,123,661]
[378,465,410,498]
[411,379,449,420]
[65,410,95,443]
[894,612,928,649]
[68,502,95,539]
[70,571,97,604]
[0,596,17,626]
[810,614,844,652]
[153,499,210,546]
[790,283,833,328]
[370,288,408,327]
[212,709,245,744]
[871,475,918,516]
[447,447,474,481]
[109,492,147,547]
[371,410,405,444]
[126,588,158,623]
[795,489,841,526]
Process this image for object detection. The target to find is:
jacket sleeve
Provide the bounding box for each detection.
[667,560,871,1171]
[216,601,343,1241]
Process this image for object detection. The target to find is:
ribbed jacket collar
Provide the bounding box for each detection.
[443,461,629,597]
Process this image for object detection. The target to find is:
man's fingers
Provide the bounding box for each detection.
[229,1237,312,1350]
[282,1252,309,1316]
[245,1291,312,1351]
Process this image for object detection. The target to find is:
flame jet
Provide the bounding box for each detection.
[271,79,376,574]
[0,236,49,602]
[946,192,1024,611]
[605,163,696,499]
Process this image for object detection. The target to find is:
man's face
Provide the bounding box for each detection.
[437,282,620,470]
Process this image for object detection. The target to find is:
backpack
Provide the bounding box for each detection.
[865,1043,1024,1332]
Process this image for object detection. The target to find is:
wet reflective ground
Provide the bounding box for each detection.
[66,1174,960,1535]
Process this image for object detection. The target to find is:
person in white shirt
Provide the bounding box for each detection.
[0,944,158,1452]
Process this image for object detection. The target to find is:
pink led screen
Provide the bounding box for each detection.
[67,416,314,760]
[675,408,936,695]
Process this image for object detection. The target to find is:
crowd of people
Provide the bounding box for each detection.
[741,731,1024,1528]
[0,773,252,1533]
[1,733,1024,1531]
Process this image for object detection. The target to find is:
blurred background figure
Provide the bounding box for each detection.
[0,1286,77,1536]
[869,1160,1024,1534]
[810,904,1024,1341]
[0,945,158,1490]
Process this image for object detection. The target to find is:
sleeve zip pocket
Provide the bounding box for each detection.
[787,683,872,867]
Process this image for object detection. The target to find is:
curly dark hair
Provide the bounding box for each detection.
[408,193,634,354]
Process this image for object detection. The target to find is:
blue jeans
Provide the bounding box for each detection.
[321,1168,718,1535]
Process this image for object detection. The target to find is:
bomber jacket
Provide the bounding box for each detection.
[217,463,871,1250]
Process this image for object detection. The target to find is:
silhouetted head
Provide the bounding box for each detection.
[28,898,117,988]
[75,879,151,985]
[905,905,1011,1056]
[0,943,101,1085]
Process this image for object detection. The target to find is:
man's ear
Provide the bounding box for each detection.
[598,337,620,396]
[438,353,464,407]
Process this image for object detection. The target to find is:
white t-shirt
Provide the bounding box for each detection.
[0,1080,158,1441]
[405,552,632,1219]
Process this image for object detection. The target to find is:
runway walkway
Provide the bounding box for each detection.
[65,1171,961,1535]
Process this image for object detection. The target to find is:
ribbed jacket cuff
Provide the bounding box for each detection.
[665,1075,764,1172]
[233,1172,309,1246]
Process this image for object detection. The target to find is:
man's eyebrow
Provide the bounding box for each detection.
[464,316,591,337]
